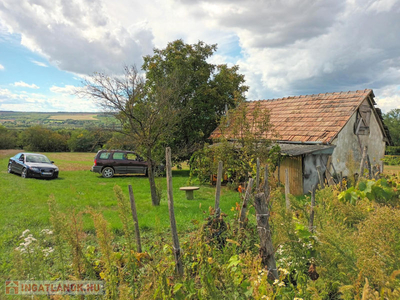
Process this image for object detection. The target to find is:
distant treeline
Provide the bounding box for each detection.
[0,125,132,152]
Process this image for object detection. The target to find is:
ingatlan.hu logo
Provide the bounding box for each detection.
[5,280,104,295]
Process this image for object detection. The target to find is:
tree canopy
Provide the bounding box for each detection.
[143,39,248,160]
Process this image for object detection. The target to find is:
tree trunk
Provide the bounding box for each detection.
[147,149,160,206]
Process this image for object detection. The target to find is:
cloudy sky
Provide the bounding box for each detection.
[0,0,399,112]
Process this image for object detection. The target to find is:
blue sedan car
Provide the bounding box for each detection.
[7,153,59,179]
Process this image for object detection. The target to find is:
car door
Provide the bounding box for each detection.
[15,154,25,174]
[125,152,147,174]
[9,154,19,173]
[111,152,127,174]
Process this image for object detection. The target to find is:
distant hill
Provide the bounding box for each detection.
[0,111,118,130]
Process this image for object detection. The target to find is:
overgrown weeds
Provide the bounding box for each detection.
[9,174,400,299]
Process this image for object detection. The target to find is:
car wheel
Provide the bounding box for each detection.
[21,168,28,178]
[102,167,114,178]
[7,164,13,174]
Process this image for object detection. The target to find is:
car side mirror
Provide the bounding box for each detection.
[51,161,55,164]
[19,157,24,161]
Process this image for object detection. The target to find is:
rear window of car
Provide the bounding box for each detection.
[112,152,126,160]
[99,152,111,159]
[127,153,138,160]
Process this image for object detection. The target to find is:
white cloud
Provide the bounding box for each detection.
[0,63,4,70]
[13,81,39,89]
[50,85,80,95]
[0,0,154,75]
[31,60,48,67]
[0,0,400,113]
[0,87,97,112]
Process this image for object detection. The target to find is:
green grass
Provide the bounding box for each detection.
[0,152,240,277]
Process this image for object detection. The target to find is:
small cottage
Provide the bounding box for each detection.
[210,89,391,195]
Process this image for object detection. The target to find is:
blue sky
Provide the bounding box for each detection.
[1,0,400,113]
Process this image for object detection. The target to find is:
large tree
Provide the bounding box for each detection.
[81,66,180,206]
[143,39,248,161]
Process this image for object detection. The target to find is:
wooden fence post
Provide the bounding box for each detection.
[367,155,372,179]
[239,178,254,229]
[358,145,368,183]
[325,157,335,186]
[166,147,184,276]
[316,165,324,189]
[214,161,223,218]
[128,185,142,253]
[254,192,278,280]
[309,185,316,233]
[256,158,260,192]
[285,168,290,211]
[263,164,269,201]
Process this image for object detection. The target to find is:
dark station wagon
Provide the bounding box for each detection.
[91,150,148,178]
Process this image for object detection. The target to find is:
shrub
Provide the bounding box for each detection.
[19,125,68,152]
[0,125,18,149]
[383,155,400,166]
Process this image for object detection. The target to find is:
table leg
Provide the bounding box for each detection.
[186,190,194,200]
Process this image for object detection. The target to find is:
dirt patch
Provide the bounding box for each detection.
[48,152,95,162]
[0,149,21,159]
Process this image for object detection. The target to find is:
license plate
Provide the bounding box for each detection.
[42,172,52,175]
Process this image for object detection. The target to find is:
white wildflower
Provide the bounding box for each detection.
[278,268,290,275]
[20,229,30,238]
[278,281,285,287]
[273,279,279,285]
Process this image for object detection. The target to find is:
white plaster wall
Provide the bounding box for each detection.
[331,105,385,177]
[303,154,329,194]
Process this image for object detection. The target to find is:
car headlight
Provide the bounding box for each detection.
[54,168,59,172]
[30,167,40,172]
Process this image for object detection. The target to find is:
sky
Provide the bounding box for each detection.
[0,0,400,113]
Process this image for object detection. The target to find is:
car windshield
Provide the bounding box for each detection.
[26,155,52,164]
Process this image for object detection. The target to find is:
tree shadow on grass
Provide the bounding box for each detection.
[171,170,190,177]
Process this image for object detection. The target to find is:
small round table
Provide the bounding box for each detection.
[179,186,200,200]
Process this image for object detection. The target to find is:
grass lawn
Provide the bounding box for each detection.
[0,151,240,278]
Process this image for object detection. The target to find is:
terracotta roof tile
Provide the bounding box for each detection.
[210,89,374,144]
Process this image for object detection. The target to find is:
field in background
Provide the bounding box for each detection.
[48,113,99,120]
[0,111,116,129]
[384,164,400,174]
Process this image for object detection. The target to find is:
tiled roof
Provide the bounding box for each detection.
[210,89,374,144]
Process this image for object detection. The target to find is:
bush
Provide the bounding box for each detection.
[19,125,68,152]
[0,125,18,149]
[386,146,400,155]
[383,155,400,166]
